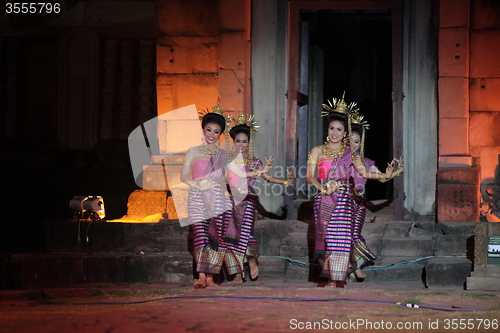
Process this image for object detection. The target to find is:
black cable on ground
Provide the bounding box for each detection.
[40,295,489,311]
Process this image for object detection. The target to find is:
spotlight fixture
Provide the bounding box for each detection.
[69,196,106,221]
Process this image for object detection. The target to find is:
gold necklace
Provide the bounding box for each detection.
[200,144,220,155]
[322,142,345,159]
[231,152,253,166]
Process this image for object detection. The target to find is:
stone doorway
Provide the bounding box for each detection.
[286,0,404,219]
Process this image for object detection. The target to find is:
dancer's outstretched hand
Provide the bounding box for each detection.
[263,154,275,173]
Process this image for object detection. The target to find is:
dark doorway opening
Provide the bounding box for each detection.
[303,9,393,201]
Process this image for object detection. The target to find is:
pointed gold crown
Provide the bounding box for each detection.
[228,108,260,132]
[351,108,370,131]
[198,98,231,132]
[198,98,224,117]
[321,91,359,117]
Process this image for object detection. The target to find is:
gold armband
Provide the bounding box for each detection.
[380,173,387,182]
[307,153,317,165]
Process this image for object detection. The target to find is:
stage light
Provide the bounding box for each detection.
[69,196,106,221]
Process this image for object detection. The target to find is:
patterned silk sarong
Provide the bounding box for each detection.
[350,201,377,270]
[349,157,377,271]
[224,157,262,276]
[189,150,231,275]
[314,147,355,282]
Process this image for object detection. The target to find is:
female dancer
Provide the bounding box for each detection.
[349,120,404,280]
[306,95,399,288]
[225,120,294,283]
[181,109,272,288]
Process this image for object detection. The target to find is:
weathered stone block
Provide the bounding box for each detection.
[156,74,219,114]
[474,222,489,267]
[436,222,476,235]
[438,155,474,168]
[122,221,190,253]
[157,36,218,74]
[219,31,247,70]
[156,0,217,35]
[439,0,469,28]
[124,255,165,283]
[471,0,500,29]
[381,238,434,257]
[11,254,87,289]
[470,78,500,112]
[217,69,246,111]
[283,220,309,235]
[438,27,468,77]
[433,234,474,256]
[284,257,311,282]
[437,184,479,222]
[383,221,412,238]
[437,167,480,222]
[87,255,125,284]
[254,219,285,256]
[257,257,285,280]
[280,235,309,258]
[438,117,468,155]
[45,220,123,253]
[467,276,500,291]
[438,77,468,118]
[163,253,194,283]
[479,147,500,184]
[470,111,500,147]
[218,0,247,31]
[438,167,479,185]
[406,222,438,238]
[470,30,500,77]
[425,257,472,289]
[370,257,426,283]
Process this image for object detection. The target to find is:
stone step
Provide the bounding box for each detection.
[3,252,473,290]
[466,265,500,291]
[467,276,500,291]
[7,253,194,289]
[381,237,434,257]
[424,257,472,290]
[363,256,427,283]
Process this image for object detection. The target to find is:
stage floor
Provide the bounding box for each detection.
[1,279,498,332]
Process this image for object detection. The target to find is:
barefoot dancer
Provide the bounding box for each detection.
[348,111,404,281]
[306,94,401,288]
[225,112,293,283]
[181,106,233,288]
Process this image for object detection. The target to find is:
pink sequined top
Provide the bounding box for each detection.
[227,157,262,189]
[317,158,333,181]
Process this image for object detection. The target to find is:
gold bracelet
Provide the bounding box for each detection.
[253,170,259,177]
[394,170,401,177]
[283,180,289,187]
[380,173,387,181]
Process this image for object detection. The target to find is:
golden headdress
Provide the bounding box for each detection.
[321,92,368,162]
[350,108,370,160]
[198,98,231,149]
[321,91,359,117]
[227,108,260,163]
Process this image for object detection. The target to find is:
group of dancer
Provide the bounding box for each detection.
[181,94,403,289]
[180,103,293,288]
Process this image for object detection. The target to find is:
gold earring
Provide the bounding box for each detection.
[326,136,330,142]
